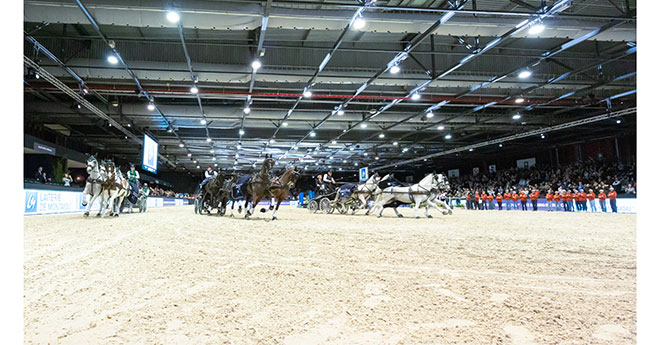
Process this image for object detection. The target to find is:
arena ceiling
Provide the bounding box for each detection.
[23,0,637,175]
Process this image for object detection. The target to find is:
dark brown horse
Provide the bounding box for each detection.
[244,154,276,218]
[267,166,300,220]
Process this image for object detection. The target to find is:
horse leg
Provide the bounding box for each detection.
[413,198,421,218]
[393,207,403,218]
[272,198,283,220]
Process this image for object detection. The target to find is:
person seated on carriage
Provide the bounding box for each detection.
[127,163,140,184]
[315,174,326,194]
[322,170,338,193]
[199,166,218,189]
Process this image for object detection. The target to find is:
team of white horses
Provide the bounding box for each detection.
[81,155,135,217]
[353,172,453,218]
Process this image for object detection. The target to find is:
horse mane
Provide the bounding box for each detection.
[418,173,436,185]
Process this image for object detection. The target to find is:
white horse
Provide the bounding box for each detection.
[370,173,453,218]
[82,155,106,217]
[353,173,385,215]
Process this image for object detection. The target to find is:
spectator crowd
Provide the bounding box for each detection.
[448,158,635,213]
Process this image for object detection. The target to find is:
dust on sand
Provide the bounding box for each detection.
[24,206,636,344]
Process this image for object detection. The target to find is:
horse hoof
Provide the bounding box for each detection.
[427,215,433,218]
[397,214,403,218]
[83,212,89,217]
[96,214,101,218]
[415,216,421,219]
[82,202,88,207]
[260,208,267,213]
[269,206,274,211]
[114,213,119,217]
[272,216,278,220]
[448,210,453,215]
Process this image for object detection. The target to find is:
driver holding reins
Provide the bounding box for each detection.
[127,163,140,184]
[322,170,337,193]
[199,166,218,189]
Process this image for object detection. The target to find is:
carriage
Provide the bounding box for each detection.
[193,174,236,215]
[307,183,360,214]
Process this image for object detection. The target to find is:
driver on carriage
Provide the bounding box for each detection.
[199,166,218,189]
[127,163,140,184]
[322,170,337,193]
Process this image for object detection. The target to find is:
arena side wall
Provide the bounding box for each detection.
[24,189,192,215]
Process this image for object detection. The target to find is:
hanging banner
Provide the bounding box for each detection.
[359,167,369,182]
[517,158,536,169]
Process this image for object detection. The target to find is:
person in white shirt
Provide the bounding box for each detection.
[199,166,218,189]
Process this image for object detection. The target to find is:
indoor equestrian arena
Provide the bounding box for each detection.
[24,206,636,344]
[21,0,640,344]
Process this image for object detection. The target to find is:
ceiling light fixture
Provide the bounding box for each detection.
[337,109,345,116]
[437,125,445,130]
[515,98,525,103]
[243,107,251,114]
[512,114,522,120]
[239,129,245,135]
[303,90,312,98]
[166,11,180,23]
[444,134,452,139]
[390,65,400,74]
[411,93,421,100]
[529,23,545,35]
[107,55,119,64]
[147,103,155,111]
[179,143,184,148]
[332,140,337,144]
[251,60,262,70]
[426,112,434,118]
[392,141,398,146]
[310,131,316,137]
[190,86,199,94]
[379,133,385,138]
[353,18,366,30]
[206,138,212,142]
[360,123,367,128]
[282,121,288,127]
[200,119,207,125]
[518,69,532,79]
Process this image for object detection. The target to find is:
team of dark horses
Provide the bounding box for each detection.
[196,154,300,220]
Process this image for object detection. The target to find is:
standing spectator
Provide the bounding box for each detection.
[530,188,539,211]
[561,189,570,212]
[567,190,575,212]
[474,191,481,210]
[577,189,587,212]
[587,189,597,212]
[42,172,50,183]
[520,190,528,211]
[480,191,487,210]
[608,186,618,213]
[553,191,562,211]
[465,190,472,210]
[598,189,608,212]
[512,191,519,210]
[486,193,494,210]
[504,190,512,210]
[545,189,554,211]
[35,167,46,183]
[624,183,636,195]
[62,171,72,187]
[496,193,503,210]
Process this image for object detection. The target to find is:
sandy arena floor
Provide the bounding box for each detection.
[24,206,636,345]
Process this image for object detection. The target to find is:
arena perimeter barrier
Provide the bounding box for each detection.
[449,198,636,214]
[24,188,192,215]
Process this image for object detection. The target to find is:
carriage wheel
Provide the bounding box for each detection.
[337,203,348,214]
[320,198,332,214]
[308,200,319,213]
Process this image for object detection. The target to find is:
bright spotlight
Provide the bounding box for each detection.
[187,153,192,157]
[332,140,337,144]
[392,141,398,146]
[107,55,119,64]
[237,144,242,149]
[469,148,474,152]
[147,103,155,111]
[437,125,445,130]
[282,121,288,127]
[353,18,366,30]
[206,138,212,142]
[515,98,525,103]
[337,109,345,116]
[310,131,316,137]
[168,128,173,133]
[390,65,400,74]
[243,107,251,114]
[529,23,545,35]
[499,144,503,147]
[210,149,214,153]
[179,143,184,148]
[444,134,452,139]
[616,119,622,124]
[239,129,245,135]
[512,114,522,120]
[269,139,275,144]
[375,157,379,160]
[379,133,385,138]
[166,11,180,23]
[426,112,434,118]
[200,119,207,125]
[411,93,421,100]
[360,123,367,128]
[190,86,199,94]
[303,90,312,98]
[251,60,262,70]
[518,70,532,79]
